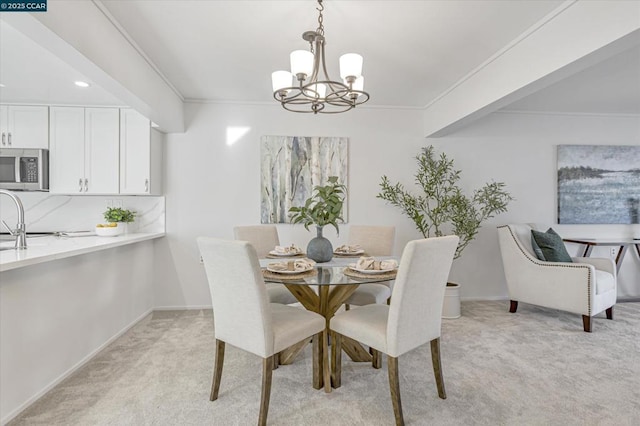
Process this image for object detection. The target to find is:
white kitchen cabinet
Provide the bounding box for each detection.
[120,109,161,195]
[0,105,49,149]
[49,107,119,194]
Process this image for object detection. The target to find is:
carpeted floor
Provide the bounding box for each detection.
[9,301,640,425]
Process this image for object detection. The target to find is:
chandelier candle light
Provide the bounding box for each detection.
[272,0,370,114]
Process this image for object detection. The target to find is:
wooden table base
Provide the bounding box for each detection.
[283,282,373,390]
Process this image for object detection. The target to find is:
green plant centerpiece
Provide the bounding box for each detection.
[378,146,513,259]
[103,207,136,223]
[289,176,346,262]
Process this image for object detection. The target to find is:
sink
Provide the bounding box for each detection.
[0,232,58,241]
[0,233,55,250]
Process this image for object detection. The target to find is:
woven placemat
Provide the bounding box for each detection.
[262,268,318,280]
[265,253,306,259]
[343,268,397,280]
[333,252,369,258]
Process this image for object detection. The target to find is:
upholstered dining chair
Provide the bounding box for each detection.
[497,224,617,332]
[331,235,459,426]
[344,225,396,308]
[197,237,327,426]
[234,225,298,305]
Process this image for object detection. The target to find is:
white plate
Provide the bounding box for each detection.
[348,264,396,274]
[267,265,313,274]
[268,250,302,257]
[334,249,364,255]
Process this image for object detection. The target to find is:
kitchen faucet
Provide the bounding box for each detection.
[0,189,27,249]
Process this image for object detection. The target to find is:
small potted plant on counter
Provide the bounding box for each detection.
[289,176,346,262]
[96,207,137,236]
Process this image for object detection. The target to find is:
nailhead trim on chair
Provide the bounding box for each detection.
[499,225,593,316]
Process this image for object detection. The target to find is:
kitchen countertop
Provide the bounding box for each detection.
[0,232,165,272]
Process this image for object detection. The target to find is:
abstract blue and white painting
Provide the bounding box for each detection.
[260,136,348,224]
[557,145,640,224]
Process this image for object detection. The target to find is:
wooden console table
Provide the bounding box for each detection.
[563,238,640,273]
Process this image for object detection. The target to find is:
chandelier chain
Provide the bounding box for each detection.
[316,0,324,36]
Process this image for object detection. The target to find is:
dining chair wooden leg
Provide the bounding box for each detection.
[345,304,351,311]
[331,332,342,389]
[387,355,404,426]
[509,300,518,313]
[372,348,382,369]
[210,339,225,401]
[258,355,274,426]
[312,332,322,390]
[322,329,331,393]
[430,338,446,399]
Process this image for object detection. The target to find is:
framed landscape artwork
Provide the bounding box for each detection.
[557,145,640,224]
[260,136,348,224]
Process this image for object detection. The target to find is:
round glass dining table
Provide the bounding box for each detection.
[262,263,397,391]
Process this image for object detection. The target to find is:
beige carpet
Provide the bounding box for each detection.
[9,301,640,425]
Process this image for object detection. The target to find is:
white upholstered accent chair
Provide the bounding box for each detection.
[497,224,617,332]
[331,235,459,426]
[344,225,396,308]
[197,237,327,426]
[234,225,298,305]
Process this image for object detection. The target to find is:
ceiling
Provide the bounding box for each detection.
[1,0,639,117]
[0,20,122,106]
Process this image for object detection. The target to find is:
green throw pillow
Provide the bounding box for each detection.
[530,228,573,263]
[530,235,545,260]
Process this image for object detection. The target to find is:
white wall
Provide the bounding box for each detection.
[157,103,426,308]
[156,103,640,309]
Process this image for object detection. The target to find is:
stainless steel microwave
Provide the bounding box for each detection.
[0,148,49,191]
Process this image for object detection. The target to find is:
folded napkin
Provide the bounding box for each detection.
[268,258,316,272]
[334,244,363,254]
[355,256,398,271]
[274,244,302,255]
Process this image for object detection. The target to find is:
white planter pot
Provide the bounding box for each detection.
[442,282,461,319]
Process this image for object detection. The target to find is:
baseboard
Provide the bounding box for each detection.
[153,304,212,311]
[460,296,509,302]
[1,308,153,426]
[618,297,640,303]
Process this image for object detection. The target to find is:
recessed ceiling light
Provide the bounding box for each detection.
[74,81,90,88]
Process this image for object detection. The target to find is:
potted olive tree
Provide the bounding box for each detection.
[378,146,513,317]
[289,176,346,262]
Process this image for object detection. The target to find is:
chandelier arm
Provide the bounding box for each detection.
[308,36,322,84]
[318,40,339,90]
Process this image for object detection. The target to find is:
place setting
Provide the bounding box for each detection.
[333,244,366,257]
[262,257,317,280]
[344,256,399,279]
[266,243,306,258]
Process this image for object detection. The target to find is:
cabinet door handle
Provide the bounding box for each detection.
[79,178,83,192]
[145,179,149,192]
[7,132,11,146]
[1,132,5,145]
[84,179,89,192]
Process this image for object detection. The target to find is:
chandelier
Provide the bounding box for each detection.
[271,0,369,114]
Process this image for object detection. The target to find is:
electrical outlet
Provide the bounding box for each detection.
[610,247,617,258]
